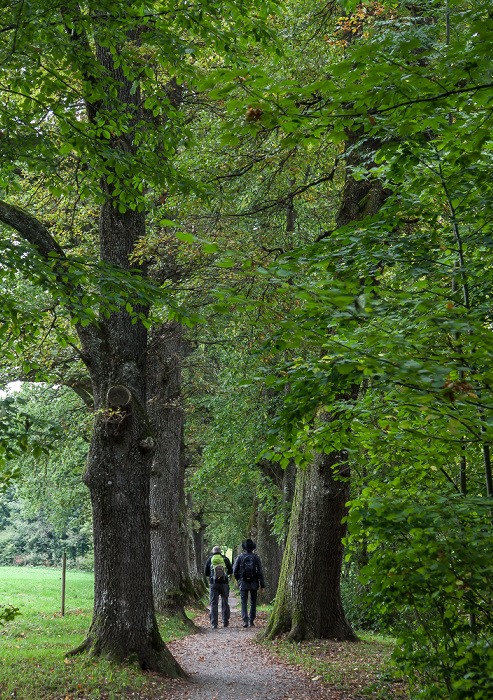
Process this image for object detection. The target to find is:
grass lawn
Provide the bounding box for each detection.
[0,566,196,699]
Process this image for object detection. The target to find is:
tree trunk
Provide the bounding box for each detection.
[335,129,389,228]
[191,525,204,577]
[265,413,358,642]
[263,122,389,643]
[70,206,182,674]
[189,505,207,582]
[255,453,296,602]
[0,196,184,672]
[148,323,199,623]
[282,458,296,550]
[188,503,208,595]
[187,526,208,599]
[256,508,283,602]
[68,33,184,674]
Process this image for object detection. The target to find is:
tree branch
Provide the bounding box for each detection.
[0,199,97,365]
[0,199,65,259]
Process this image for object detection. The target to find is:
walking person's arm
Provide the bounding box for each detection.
[233,555,241,581]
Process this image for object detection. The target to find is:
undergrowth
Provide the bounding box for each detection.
[260,631,408,699]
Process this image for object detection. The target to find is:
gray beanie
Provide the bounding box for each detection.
[212,546,221,554]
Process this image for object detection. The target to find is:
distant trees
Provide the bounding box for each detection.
[0,385,92,569]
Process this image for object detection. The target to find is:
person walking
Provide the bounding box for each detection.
[233,539,265,628]
[204,545,233,629]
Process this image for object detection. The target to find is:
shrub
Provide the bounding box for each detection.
[346,493,493,699]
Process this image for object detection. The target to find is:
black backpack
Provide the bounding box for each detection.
[241,553,257,583]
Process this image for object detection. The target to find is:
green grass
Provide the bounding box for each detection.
[0,566,196,699]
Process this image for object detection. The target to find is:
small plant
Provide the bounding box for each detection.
[0,603,20,625]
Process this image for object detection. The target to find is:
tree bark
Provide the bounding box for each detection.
[187,525,207,598]
[256,508,283,602]
[70,30,184,673]
[256,454,295,602]
[148,322,200,623]
[71,211,181,673]
[191,510,207,581]
[282,458,296,550]
[0,200,184,671]
[265,412,357,641]
[335,128,389,229]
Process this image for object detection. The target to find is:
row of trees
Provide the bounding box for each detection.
[1,0,492,696]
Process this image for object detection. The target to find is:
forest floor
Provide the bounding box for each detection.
[145,592,409,700]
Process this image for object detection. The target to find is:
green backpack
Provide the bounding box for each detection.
[210,554,228,583]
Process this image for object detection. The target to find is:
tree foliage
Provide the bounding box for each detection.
[206,0,493,692]
[1,0,493,690]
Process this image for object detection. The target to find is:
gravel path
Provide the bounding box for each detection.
[158,592,351,700]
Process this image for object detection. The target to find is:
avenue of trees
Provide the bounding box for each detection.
[1,0,493,698]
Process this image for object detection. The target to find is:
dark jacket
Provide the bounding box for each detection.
[233,551,265,591]
[204,554,233,586]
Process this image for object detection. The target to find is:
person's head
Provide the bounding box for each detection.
[212,545,221,554]
[241,539,256,552]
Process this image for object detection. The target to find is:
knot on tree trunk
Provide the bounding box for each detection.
[139,435,155,452]
[107,384,132,407]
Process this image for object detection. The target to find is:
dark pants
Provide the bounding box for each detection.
[209,583,230,627]
[240,588,258,624]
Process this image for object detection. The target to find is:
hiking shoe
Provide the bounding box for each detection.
[223,622,229,627]
[211,624,218,629]
[249,621,255,627]
[242,622,248,628]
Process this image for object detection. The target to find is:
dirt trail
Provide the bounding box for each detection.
[157,592,359,700]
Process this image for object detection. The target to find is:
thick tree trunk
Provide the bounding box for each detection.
[187,527,208,599]
[71,37,185,673]
[264,123,389,642]
[256,508,283,602]
[0,200,183,673]
[72,206,183,674]
[335,128,389,229]
[265,415,357,642]
[282,458,296,550]
[255,454,295,602]
[148,323,184,612]
[190,506,207,584]
[148,322,198,626]
[148,323,199,622]
[0,5,188,676]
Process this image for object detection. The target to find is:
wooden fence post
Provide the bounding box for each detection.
[61,552,66,616]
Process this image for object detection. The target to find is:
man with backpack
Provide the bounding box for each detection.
[233,539,265,628]
[204,545,233,629]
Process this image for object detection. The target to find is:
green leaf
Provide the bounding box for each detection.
[176,232,194,242]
